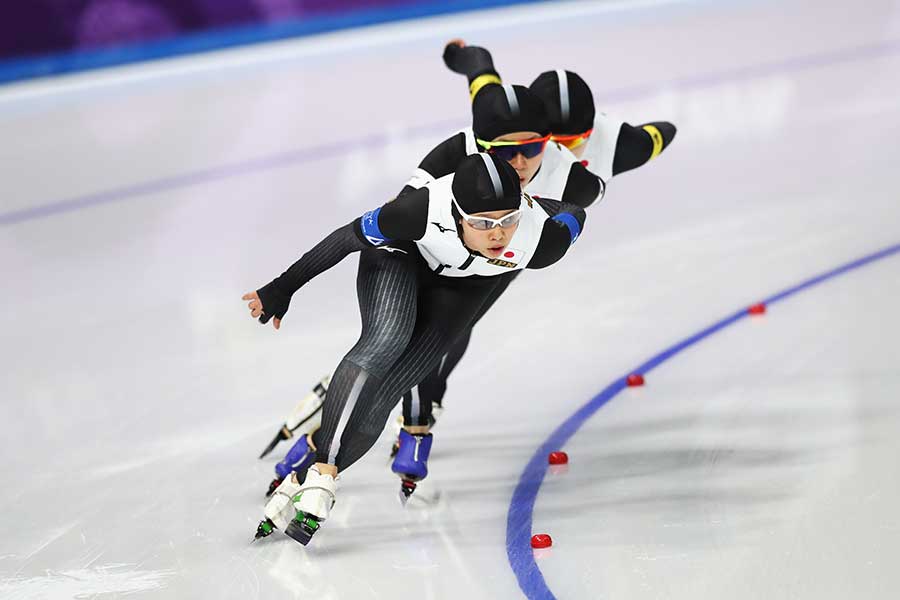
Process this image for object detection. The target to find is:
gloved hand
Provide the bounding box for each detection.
[242,280,292,329]
[442,39,497,80]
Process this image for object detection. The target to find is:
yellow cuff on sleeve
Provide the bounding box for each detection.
[642,124,664,159]
[469,73,502,102]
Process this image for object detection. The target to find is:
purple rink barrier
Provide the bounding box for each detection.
[0,0,542,84]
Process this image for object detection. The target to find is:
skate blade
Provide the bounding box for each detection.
[398,480,417,507]
[397,483,441,507]
[258,430,285,459]
[252,519,276,543]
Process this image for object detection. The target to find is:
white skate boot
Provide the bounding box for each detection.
[286,466,337,545]
[254,466,337,546]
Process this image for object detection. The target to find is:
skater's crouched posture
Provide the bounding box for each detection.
[245,153,586,545]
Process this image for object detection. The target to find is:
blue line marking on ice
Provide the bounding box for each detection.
[505,242,900,599]
[2,39,900,227]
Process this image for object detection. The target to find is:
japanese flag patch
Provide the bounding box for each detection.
[487,247,526,268]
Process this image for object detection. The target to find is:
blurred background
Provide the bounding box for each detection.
[1,0,541,83]
[2,1,900,599]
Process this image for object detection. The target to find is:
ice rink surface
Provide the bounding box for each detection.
[2,0,900,598]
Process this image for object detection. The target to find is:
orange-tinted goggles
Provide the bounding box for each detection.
[551,128,593,150]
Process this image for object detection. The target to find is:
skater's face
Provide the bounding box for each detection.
[488,131,546,186]
[459,209,520,259]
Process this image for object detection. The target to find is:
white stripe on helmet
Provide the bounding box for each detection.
[479,153,505,200]
[556,69,570,123]
[502,84,520,117]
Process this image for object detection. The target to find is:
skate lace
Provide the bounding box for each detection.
[296,485,337,510]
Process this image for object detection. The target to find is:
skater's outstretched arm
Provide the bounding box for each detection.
[527,200,587,269]
[442,40,501,100]
[243,189,429,327]
[393,41,499,201]
[611,120,677,176]
[440,41,676,183]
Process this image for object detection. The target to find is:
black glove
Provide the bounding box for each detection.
[442,43,497,81]
[256,280,292,324]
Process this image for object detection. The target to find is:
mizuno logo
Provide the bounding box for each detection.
[431,222,454,234]
[377,246,408,254]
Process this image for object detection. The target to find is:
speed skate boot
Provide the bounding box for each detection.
[390,401,443,458]
[255,472,302,541]
[258,375,330,459]
[284,466,337,545]
[391,430,433,505]
[266,429,318,497]
[254,466,337,545]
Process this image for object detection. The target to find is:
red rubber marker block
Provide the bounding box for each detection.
[531,534,553,549]
[548,451,568,465]
[626,373,645,387]
[748,302,767,315]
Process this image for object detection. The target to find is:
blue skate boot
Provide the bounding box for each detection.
[266,432,317,497]
[391,430,433,505]
[390,400,443,458]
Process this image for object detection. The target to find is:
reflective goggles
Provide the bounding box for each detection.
[475,135,551,161]
[452,196,522,230]
[551,128,593,150]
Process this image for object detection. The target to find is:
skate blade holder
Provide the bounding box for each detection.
[252,518,277,542]
[285,513,320,546]
[398,479,418,506]
[265,478,283,498]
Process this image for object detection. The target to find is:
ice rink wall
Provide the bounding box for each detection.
[0,0,543,84]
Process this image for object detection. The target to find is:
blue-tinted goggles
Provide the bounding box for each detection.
[476,135,550,161]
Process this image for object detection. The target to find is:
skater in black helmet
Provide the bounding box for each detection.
[442,39,677,183]
[399,81,604,209]
[261,42,678,501]
[248,153,587,544]
[258,79,597,494]
[388,41,678,448]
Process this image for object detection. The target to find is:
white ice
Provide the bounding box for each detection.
[2,0,900,598]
